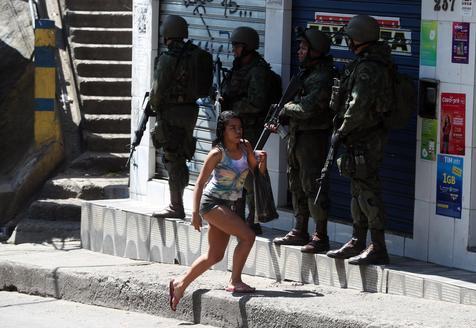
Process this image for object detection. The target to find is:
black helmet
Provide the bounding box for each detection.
[161,15,188,39]
[297,28,331,54]
[344,15,380,43]
[230,26,259,50]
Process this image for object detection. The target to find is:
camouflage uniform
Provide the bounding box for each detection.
[150,40,201,217]
[332,43,393,231]
[327,42,393,264]
[221,52,273,228]
[222,53,271,146]
[284,56,334,237]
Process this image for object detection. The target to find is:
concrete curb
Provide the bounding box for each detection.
[1,244,476,328]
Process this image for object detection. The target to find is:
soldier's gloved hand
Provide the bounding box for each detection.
[331,130,342,147]
[278,110,289,125]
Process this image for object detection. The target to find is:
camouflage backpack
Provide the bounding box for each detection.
[174,42,214,102]
[358,58,417,130]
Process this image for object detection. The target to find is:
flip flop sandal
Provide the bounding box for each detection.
[169,280,176,311]
[225,283,256,293]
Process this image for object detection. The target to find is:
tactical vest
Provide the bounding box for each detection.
[163,41,213,104]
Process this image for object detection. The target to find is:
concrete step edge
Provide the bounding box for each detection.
[81,95,131,101]
[79,77,132,82]
[66,10,132,15]
[75,59,132,65]
[83,114,131,120]
[72,43,132,49]
[83,131,131,140]
[70,27,132,32]
[1,244,475,328]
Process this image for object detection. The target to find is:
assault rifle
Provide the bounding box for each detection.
[314,137,340,205]
[126,92,156,168]
[254,70,304,151]
[214,56,222,115]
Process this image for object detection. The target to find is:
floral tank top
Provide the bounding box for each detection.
[203,144,250,201]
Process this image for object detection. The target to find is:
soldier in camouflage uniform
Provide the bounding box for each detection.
[150,15,212,219]
[221,26,275,234]
[272,28,334,253]
[326,15,391,265]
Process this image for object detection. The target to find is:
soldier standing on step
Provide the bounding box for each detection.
[150,15,213,219]
[326,15,391,265]
[272,28,334,253]
[220,26,279,235]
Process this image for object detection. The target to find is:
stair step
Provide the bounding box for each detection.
[81,96,131,114]
[66,10,132,28]
[66,0,132,12]
[40,175,129,200]
[70,27,132,45]
[83,132,130,153]
[10,219,81,244]
[79,78,131,97]
[83,114,131,133]
[73,44,132,61]
[28,199,83,222]
[76,60,131,78]
[70,151,129,174]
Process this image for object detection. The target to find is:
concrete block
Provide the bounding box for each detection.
[387,271,424,298]
[124,212,150,260]
[461,287,476,305]
[347,264,385,293]
[80,202,92,249]
[281,245,303,282]
[315,255,347,288]
[254,238,283,281]
[101,207,118,256]
[150,217,177,264]
[89,204,105,252]
[175,221,202,266]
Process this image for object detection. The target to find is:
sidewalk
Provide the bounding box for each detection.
[1,241,476,328]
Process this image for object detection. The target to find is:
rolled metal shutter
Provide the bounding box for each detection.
[156,0,266,183]
[292,0,421,235]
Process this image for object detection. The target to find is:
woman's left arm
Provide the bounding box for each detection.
[243,140,267,175]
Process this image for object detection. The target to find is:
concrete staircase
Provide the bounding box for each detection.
[9,0,133,243]
[66,0,133,167]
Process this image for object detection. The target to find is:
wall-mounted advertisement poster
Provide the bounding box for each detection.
[421,20,438,67]
[440,93,465,155]
[452,22,470,64]
[461,0,473,17]
[436,155,463,219]
[421,118,437,161]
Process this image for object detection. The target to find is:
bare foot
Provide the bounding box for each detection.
[225,281,256,293]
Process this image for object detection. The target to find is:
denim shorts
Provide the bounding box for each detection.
[199,194,236,216]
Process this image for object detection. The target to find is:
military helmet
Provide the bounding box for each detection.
[297,28,331,54]
[230,26,259,50]
[161,15,188,39]
[344,15,380,43]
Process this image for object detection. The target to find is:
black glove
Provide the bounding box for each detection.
[331,130,342,147]
[278,110,289,126]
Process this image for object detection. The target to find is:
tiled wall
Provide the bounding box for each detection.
[405,1,476,271]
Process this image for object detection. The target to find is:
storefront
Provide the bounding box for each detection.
[128,0,476,272]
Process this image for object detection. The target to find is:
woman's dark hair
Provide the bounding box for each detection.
[212,111,244,147]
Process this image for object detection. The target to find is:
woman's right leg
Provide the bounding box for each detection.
[172,222,230,307]
[204,206,256,287]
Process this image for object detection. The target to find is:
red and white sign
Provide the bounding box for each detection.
[440,93,466,156]
[309,12,412,56]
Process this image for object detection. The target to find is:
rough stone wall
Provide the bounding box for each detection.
[0,0,35,175]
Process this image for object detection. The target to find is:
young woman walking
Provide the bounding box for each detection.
[169,111,267,311]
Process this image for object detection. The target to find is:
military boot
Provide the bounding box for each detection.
[273,216,309,246]
[326,225,367,259]
[152,189,185,219]
[348,229,389,265]
[301,222,329,253]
